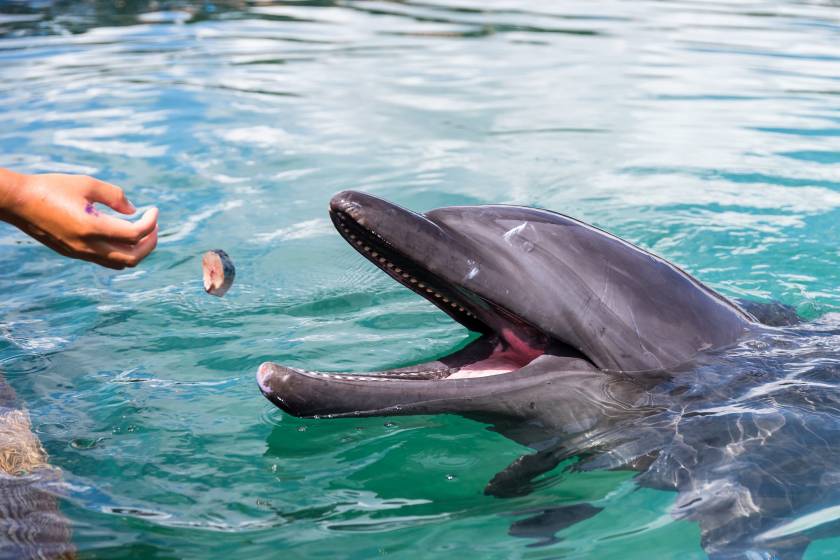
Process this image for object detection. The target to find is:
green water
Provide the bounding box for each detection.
[1,1,839,558]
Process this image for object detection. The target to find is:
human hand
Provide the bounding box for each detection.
[0,169,158,270]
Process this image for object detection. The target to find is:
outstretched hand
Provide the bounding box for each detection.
[0,169,158,270]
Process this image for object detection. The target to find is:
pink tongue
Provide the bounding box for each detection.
[456,328,544,377]
[500,328,545,363]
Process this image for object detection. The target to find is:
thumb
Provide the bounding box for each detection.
[87,177,136,215]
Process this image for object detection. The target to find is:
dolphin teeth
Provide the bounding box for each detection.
[387,262,394,269]
[442,297,449,302]
[349,234,356,239]
[394,267,402,273]
[410,278,418,284]
[418,283,425,288]
[371,251,378,257]
[401,273,410,278]
[363,245,371,251]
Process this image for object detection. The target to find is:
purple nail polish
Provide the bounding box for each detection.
[85,202,100,216]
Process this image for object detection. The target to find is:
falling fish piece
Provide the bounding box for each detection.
[202,249,235,297]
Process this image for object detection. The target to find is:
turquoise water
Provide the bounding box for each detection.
[1,1,839,558]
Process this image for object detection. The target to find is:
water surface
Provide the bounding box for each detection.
[1,0,839,558]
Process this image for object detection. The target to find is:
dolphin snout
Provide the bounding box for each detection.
[256,362,334,417]
[256,362,289,396]
[329,190,376,222]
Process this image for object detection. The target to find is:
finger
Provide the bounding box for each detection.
[90,207,158,245]
[92,225,158,268]
[86,177,136,215]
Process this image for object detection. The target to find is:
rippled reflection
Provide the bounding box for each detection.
[0,0,839,558]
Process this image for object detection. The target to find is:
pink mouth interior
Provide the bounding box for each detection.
[450,328,545,378]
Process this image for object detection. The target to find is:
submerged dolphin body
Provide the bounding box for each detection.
[258,191,838,559]
[0,379,73,560]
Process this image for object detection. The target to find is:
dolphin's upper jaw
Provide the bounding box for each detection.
[326,192,583,376]
[328,193,489,334]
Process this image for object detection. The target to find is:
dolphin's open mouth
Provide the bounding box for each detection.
[257,191,598,418]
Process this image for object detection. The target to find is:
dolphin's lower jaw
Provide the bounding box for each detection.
[256,355,601,421]
[255,330,577,420]
[257,331,597,418]
[256,361,472,419]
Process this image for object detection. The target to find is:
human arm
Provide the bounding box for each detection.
[0,168,158,270]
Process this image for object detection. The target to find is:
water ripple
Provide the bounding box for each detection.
[0,0,839,558]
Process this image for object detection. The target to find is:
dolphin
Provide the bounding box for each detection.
[0,378,73,560]
[257,191,836,559]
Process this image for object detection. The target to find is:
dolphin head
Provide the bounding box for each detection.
[257,191,753,423]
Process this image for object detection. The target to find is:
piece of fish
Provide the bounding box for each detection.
[201,249,235,297]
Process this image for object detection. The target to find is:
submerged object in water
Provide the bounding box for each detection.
[202,249,235,297]
[0,378,74,559]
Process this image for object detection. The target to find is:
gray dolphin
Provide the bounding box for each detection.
[257,191,835,559]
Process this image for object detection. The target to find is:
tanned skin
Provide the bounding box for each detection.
[0,168,158,269]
